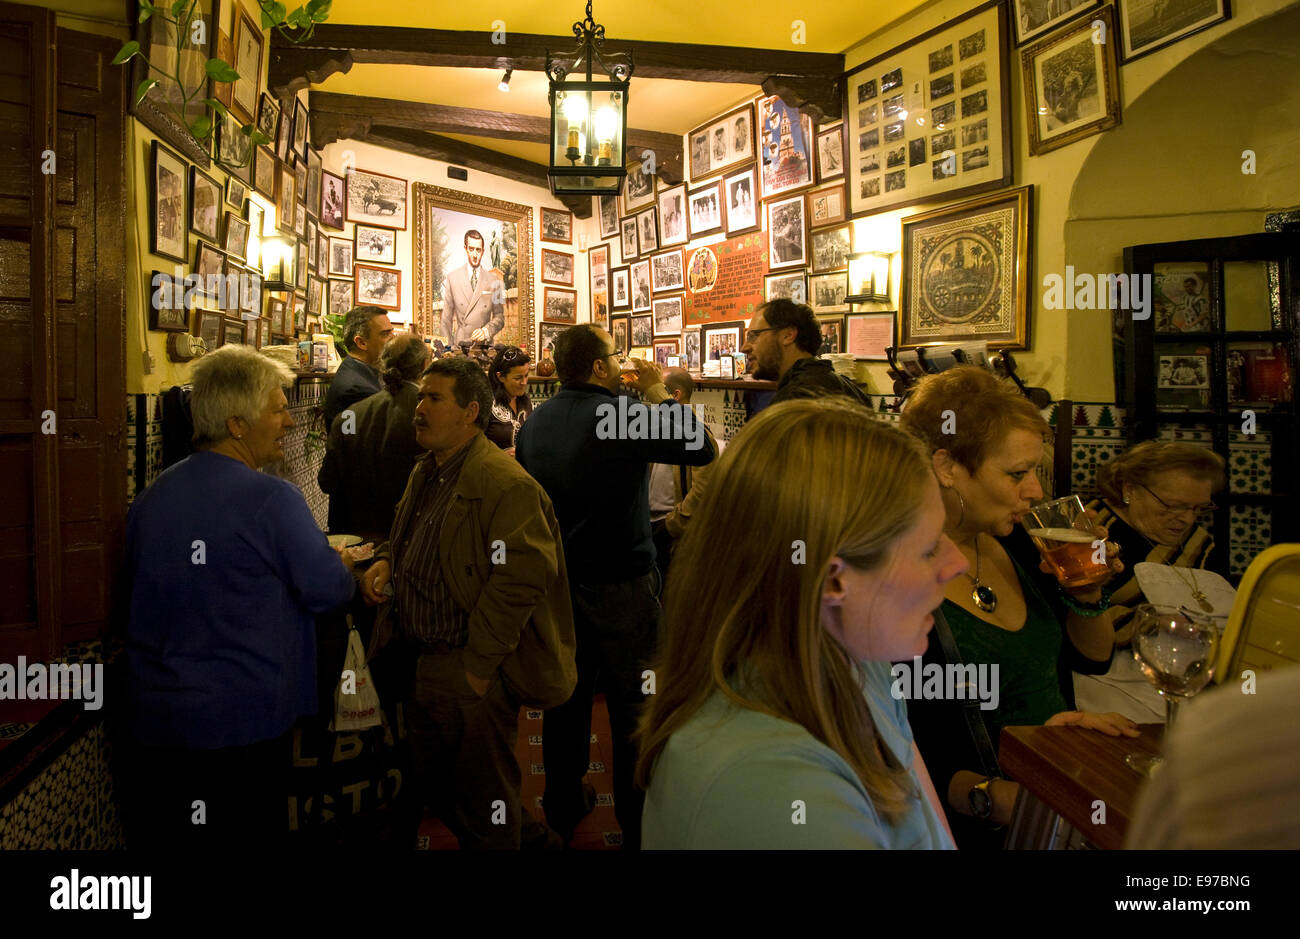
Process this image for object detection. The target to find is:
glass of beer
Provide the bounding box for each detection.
[1021,494,1109,588]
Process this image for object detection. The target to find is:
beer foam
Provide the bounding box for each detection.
[1025,527,1096,543]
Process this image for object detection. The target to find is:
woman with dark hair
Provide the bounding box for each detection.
[486,346,533,454]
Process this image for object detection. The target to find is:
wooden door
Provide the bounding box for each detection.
[0,6,126,661]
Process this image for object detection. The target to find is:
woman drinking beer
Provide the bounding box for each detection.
[899,366,1139,849]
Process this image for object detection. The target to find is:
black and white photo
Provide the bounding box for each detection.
[766,195,806,269]
[347,167,408,229]
[354,262,401,310]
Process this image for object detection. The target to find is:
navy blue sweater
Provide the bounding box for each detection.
[122,451,355,748]
[516,383,717,584]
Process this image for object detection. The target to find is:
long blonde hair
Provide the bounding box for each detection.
[635,398,932,823]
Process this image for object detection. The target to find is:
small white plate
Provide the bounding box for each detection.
[327,534,362,548]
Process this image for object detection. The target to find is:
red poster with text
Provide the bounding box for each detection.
[683,232,767,326]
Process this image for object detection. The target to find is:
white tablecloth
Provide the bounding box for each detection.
[1073,648,1167,723]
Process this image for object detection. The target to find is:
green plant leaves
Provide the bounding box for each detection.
[133,78,160,107]
[205,58,240,82]
[306,0,331,23]
[138,3,156,23]
[189,115,212,139]
[112,41,141,65]
[170,0,190,18]
[285,6,310,29]
[204,97,230,118]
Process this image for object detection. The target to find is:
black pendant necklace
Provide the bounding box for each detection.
[969,534,998,613]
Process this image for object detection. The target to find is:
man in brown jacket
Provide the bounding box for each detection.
[361,356,576,849]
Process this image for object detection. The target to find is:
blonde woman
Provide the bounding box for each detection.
[638,398,966,849]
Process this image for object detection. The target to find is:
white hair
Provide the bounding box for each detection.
[189,345,295,447]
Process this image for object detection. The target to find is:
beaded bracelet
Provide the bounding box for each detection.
[1060,585,1113,616]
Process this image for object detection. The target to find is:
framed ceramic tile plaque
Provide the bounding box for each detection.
[845,0,1012,218]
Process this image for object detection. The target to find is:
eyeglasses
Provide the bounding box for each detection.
[1139,482,1216,516]
[745,327,776,343]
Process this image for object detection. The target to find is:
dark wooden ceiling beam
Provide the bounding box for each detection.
[761,75,843,123]
[270,24,843,94]
[360,126,592,218]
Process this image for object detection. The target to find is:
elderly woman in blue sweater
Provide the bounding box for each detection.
[118,345,355,848]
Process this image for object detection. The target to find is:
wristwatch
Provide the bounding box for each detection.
[968,776,996,821]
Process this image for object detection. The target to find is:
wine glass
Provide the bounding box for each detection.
[1125,603,1219,777]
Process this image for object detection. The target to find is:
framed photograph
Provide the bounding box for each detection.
[294,198,307,238]
[541,248,575,287]
[766,195,807,270]
[296,240,308,291]
[256,92,280,145]
[846,0,1012,217]
[209,22,233,110]
[630,260,652,313]
[195,310,223,351]
[306,275,324,315]
[1158,353,1210,390]
[317,231,330,273]
[241,269,263,316]
[327,236,354,278]
[657,185,688,247]
[683,328,702,372]
[223,211,250,261]
[294,293,307,331]
[650,249,685,294]
[816,315,844,354]
[1022,4,1122,156]
[291,98,309,161]
[320,170,345,229]
[702,320,744,362]
[543,287,577,323]
[1013,0,1102,44]
[652,294,684,335]
[225,175,248,210]
[537,322,569,360]
[214,110,252,185]
[631,314,654,348]
[1153,262,1215,333]
[610,314,630,354]
[221,318,247,347]
[808,272,849,313]
[354,263,401,310]
[355,224,397,265]
[1156,344,1213,409]
[622,155,657,216]
[805,183,848,229]
[686,182,723,240]
[620,217,639,262]
[597,195,619,239]
[757,95,815,199]
[306,218,319,269]
[653,337,681,366]
[636,208,659,255]
[900,184,1033,350]
[253,146,276,198]
[130,0,216,166]
[719,354,736,380]
[147,271,189,332]
[611,265,631,311]
[1120,0,1230,62]
[846,312,896,360]
[229,3,263,125]
[723,168,759,236]
[412,183,534,350]
[328,278,355,316]
[811,224,852,273]
[816,124,846,182]
[275,163,295,235]
[268,297,286,334]
[306,149,323,219]
[149,141,187,263]
[275,94,292,160]
[189,167,222,242]
[540,207,573,244]
[589,243,610,326]
[688,102,755,183]
[765,271,808,305]
[221,258,245,314]
[193,241,225,291]
[293,158,308,208]
[347,167,408,230]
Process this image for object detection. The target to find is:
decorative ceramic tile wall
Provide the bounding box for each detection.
[1229,504,1272,576]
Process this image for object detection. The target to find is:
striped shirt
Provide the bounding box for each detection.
[394,441,472,647]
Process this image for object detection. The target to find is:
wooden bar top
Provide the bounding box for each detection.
[1000,723,1165,850]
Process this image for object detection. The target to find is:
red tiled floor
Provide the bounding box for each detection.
[417,694,621,850]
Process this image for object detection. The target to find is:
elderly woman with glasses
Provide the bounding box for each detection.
[486,345,533,454]
[118,345,356,849]
[1086,441,1226,642]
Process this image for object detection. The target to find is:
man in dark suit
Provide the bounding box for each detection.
[440,230,505,346]
[322,306,394,432]
[318,334,429,538]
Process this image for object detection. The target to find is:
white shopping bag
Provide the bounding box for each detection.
[330,619,382,731]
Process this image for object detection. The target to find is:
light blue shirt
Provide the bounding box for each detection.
[642,659,955,849]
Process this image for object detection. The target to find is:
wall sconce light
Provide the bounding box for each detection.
[846,251,892,302]
[499,67,512,92]
[261,234,294,291]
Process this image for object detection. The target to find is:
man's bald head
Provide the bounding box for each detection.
[663,367,694,402]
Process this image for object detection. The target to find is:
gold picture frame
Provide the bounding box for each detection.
[1021,4,1122,156]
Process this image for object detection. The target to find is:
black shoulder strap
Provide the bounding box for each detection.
[931,606,1003,779]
